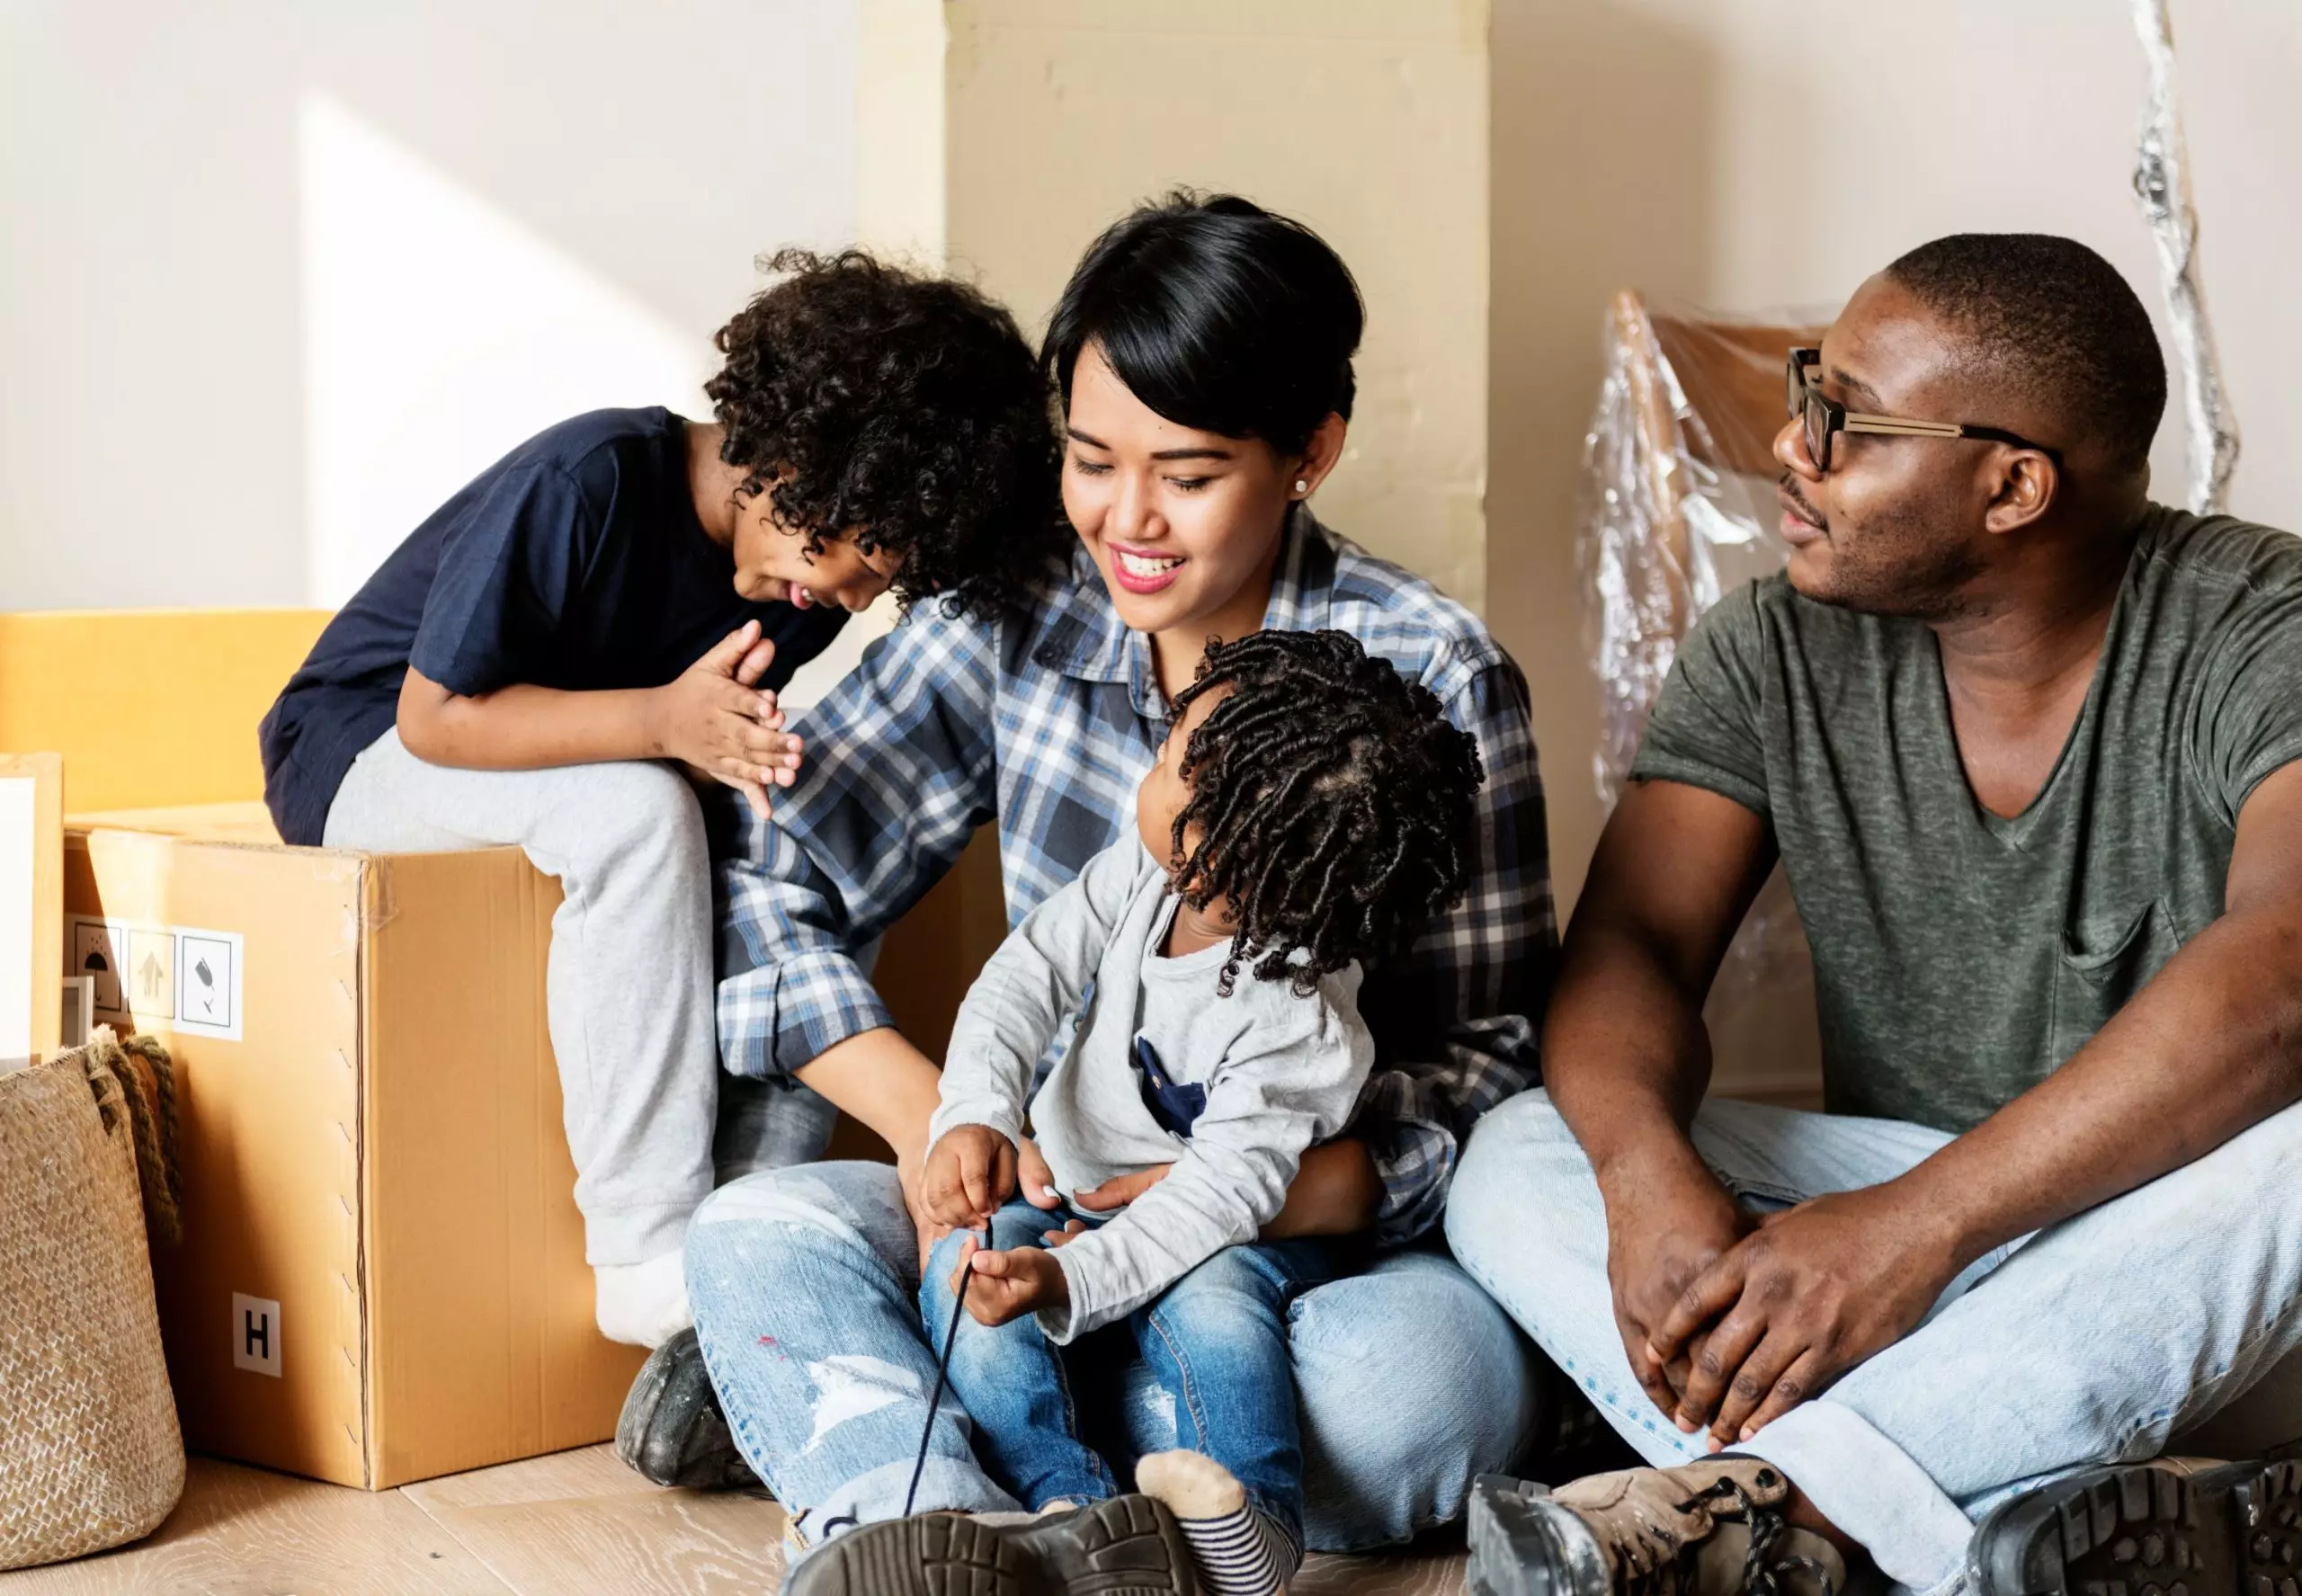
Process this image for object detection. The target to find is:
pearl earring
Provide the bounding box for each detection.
[1294,478,1308,495]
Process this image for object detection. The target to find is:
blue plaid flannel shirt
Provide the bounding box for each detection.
[715,510,1556,1242]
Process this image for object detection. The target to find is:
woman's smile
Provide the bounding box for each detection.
[1108,542,1188,593]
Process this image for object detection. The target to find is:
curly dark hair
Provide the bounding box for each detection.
[1164,629,1486,997]
[705,248,1067,615]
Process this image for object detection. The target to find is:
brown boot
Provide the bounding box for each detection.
[1468,1458,1847,1595]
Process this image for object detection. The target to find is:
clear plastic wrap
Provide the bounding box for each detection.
[1576,292,1830,1093]
[2131,0,2240,513]
[1578,292,1822,803]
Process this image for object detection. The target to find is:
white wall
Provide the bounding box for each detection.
[8,0,2295,832]
[1489,0,2302,918]
[1,0,857,612]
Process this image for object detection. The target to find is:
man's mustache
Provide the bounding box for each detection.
[1777,473,1825,531]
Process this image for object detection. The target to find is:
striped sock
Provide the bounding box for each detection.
[1136,1449,1299,1596]
[1173,1500,1296,1596]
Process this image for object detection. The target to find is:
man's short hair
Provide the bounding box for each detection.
[1884,233,2167,473]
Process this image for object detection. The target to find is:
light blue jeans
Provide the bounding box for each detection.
[922,1198,1352,1552]
[1445,1091,2302,1596]
[686,1160,1545,1552]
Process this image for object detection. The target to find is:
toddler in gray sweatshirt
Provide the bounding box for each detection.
[916,629,1487,1596]
[927,824,1372,1341]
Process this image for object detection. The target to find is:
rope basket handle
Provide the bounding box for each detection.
[67,1027,182,1248]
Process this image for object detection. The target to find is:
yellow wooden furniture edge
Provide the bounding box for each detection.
[0,610,332,815]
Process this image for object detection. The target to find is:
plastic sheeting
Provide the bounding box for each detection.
[1576,293,1828,1078]
[1578,292,1821,807]
[2131,0,2240,514]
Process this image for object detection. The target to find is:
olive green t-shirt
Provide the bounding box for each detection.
[1631,507,2302,1132]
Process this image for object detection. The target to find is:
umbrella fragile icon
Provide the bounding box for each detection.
[72,923,123,1013]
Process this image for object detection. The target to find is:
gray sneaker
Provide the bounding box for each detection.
[785,1497,1198,1596]
[1968,1456,2302,1594]
[613,1327,763,1493]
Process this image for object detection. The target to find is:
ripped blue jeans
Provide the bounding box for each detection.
[921,1197,1352,1556]
[684,1160,1544,1552]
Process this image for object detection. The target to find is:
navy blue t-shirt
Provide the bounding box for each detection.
[260,407,847,845]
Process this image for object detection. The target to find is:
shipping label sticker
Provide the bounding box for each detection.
[66,915,244,1040]
[174,929,241,1040]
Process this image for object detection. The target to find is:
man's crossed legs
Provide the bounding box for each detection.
[1446,1090,2302,1594]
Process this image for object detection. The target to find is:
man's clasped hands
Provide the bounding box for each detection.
[1601,1134,1965,1451]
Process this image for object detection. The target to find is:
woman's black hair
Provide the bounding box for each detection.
[1041,192,1364,457]
[1165,629,1485,997]
[706,248,1066,617]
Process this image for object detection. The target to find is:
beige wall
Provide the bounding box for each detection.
[923,0,1493,610]
[1492,0,2302,918]
[14,0,2290,950]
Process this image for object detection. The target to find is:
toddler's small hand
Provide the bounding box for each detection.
[951,1236,1069,1328]
[922,1124,1015,1228]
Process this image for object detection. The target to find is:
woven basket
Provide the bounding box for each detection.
[0,1029,185,1570]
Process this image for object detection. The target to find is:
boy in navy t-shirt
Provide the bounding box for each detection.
[261,250,1062,1346]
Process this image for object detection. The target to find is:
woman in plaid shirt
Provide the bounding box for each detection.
[630,193,1559,1577]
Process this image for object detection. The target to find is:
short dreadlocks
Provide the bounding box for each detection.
[1165,629,1486,997]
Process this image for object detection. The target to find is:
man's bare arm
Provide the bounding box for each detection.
[1661,761,2302,1446]
[1544,779,1779,1412]
[1547,780,1778,1161]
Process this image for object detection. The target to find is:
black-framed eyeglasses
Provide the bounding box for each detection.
[1786,347,2062,473]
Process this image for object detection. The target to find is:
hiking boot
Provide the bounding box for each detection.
[1968,1455,2302,1594]
[783,1495,1198,1596]
[1468,1458,1845,1595]
[614,1327,763,1492]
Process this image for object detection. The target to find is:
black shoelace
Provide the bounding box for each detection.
[1602,1476,1840,1596]
[901,1228,983,1519]
[1673,1477,1839,1596]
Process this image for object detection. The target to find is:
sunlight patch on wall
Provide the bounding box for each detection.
[299,91,711,607]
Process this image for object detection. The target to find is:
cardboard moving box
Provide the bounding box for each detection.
[65,801,646,1488]
[13,608,999,1492]
[8,607,623,1487]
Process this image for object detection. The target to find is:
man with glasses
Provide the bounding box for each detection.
[1448,233,2302,1594]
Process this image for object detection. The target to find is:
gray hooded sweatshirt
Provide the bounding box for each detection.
[928,835,1373,1342]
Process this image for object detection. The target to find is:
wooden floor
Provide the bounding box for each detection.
[1,1448,1468,1595]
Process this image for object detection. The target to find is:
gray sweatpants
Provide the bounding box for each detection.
[324,729,834,1265]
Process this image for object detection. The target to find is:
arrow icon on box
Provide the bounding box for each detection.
[140,951,164,997]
